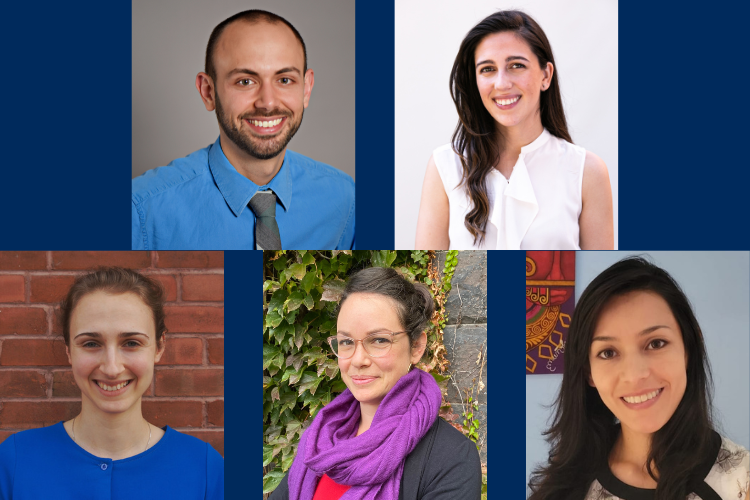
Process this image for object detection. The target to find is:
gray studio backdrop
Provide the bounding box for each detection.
[525,252,750,490]
[132,0,355,180]
[395,0,618,248]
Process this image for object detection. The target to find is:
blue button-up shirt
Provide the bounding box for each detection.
[132,138,355,249]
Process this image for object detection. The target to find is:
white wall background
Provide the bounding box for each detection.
[395,0,618,248]
[132,0,355,179]
[526,251,750,489]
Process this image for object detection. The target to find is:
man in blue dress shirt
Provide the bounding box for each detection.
[132,10,355,250]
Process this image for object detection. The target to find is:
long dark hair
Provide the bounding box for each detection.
[528,257,715,500]
[450,11,571,245]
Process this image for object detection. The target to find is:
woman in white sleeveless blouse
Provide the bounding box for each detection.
[415,11,614,250]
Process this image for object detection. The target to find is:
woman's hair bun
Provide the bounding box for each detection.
[337,267,435,344]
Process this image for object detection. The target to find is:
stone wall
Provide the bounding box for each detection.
[436,251,487,466]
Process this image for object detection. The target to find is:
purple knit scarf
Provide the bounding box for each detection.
[287,368,442,500]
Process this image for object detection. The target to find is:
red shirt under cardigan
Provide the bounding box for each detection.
[311,474,350,500]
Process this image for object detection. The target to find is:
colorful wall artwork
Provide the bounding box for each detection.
[526,251,576,374]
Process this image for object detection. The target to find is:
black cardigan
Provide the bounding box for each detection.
[269,416,482,500]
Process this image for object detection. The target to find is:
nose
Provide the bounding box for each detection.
[99,346,123,377]
[493,69,512,90]
[255,81,278,111]
[348,340,371,368]
[620,353,650,384]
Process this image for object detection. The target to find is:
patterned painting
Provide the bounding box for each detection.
[526,251,576,374]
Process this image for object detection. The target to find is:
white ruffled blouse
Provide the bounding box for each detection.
[432,128,585,250]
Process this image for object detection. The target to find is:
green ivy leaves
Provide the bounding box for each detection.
[262,251,452,495]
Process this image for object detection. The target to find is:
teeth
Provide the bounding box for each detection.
[250,118,282,128]
[97,381,130,392]
[623,389,661,404]
[495,96,520,106]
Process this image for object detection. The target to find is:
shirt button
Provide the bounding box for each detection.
[100,463,108,471]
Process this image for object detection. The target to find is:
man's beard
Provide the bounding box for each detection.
[215,91,303,160]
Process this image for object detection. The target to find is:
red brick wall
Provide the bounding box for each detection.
[0,251,224,456]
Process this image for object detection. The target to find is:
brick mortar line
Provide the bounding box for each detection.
[24,272,31,303]
[0,304,48,308]
[176,274,183,302]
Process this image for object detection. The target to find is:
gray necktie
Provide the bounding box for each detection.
[248,190,282,250]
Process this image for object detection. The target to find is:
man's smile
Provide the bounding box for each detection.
[244,116,287,135]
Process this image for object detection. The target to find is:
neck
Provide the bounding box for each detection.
[495,118,544,162]
[356,401,380,436]
[74,398,149,459]
[219,133,285,186]
[612,424,656,479]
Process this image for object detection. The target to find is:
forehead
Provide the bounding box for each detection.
[70,291,155,333]
[214,20,304,77]
[337,293,403,335]
[594,291,679,339]
[475,31,535,64]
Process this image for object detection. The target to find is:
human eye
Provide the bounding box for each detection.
[371,336,392,345]
[479,66,495,74]
[647,339,668,350]
[338,338,354,347]
[237,78,254,87]
[278,77,293,85]
[596,348,617,360]
[124,340,142,348]
[82,341,99,348]
[510,62,526,69]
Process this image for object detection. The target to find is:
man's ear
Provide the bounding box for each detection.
[196,72,217,111]
[302,69,315,109]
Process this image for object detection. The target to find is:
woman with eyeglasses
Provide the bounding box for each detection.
[269,266,481,500]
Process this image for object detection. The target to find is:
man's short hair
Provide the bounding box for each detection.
[205,9,307,82]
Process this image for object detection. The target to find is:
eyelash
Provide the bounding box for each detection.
[596,339,669,360]
[237,78,293,86]
[479,63,525,74]
[81,340,142,349]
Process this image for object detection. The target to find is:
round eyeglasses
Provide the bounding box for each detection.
[327,331,408,359]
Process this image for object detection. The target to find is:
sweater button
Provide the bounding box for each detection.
[101,463,108,471]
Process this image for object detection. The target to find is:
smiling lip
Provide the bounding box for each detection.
[620,387,664,409]
[245,116,286,135]
[493,95,521,110]
[350,376,377,385]
[93,379,133,397]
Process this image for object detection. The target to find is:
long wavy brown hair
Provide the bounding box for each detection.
[450,11,572,245]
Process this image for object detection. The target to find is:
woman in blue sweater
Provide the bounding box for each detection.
[0,267,224,500]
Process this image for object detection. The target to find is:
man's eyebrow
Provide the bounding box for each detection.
[226,67,302,78]
[73,332,150,340]
[591,325,672,343]
[475,55,530,68]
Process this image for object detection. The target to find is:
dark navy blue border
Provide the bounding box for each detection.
[355,1,395,250]
[1,1,132,250]
[487,250,524,492]
[226,250,260,491]
[617,4,750,249]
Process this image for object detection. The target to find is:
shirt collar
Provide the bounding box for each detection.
[207,136,293,217]
[519,127,551,156]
